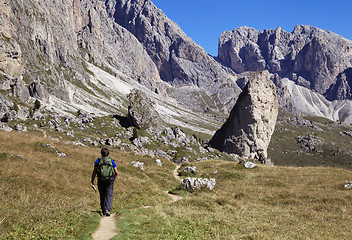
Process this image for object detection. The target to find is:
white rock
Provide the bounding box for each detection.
[184,166,197,174]
[199,146,207,154]
[0,126,13,132]
[155,159,162,166]
[131,161,144,170]
[344,181,352,189]
[244,161,257,169]
[182,177,216,190]
[57,152,66,157]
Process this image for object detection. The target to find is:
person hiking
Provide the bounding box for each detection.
[90,148,119,217]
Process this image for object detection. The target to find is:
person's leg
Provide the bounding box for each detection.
[105,179,115,213]
[98,180,107,214]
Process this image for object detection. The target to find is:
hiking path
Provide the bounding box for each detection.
[91,165,182,240]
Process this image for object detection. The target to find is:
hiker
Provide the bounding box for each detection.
[90,148,119,216]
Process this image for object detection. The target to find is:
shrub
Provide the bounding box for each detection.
[34,99,41,110]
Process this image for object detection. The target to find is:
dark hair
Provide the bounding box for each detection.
[101,148,109,157]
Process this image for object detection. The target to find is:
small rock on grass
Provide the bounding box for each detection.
[244,161,256,169]
[155,159,162,166]
[344,181,352,189]
[131,161,144,170]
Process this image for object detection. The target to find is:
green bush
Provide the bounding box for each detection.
[34,99,41,110]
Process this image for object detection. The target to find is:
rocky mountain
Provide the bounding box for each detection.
[2,0,352,135]
[0,0,240,127]
[218,25,352,123]
[218,25,352,95]
[105,0,241,110]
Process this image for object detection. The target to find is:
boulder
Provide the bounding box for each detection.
[12,124,27,132]
[295,135,324,152]
[155,159,162,166]
[127,89,163,130]
[131,161,144,170]
[57,152,66,157]
[209,71,278,163]
[184,166,197,174]
[1,111,16,122]
[173,157,189,165]
[105,137,122,147]
[76,113,95,123]
[0,123,13,132]
[196,157,208,162]
[199,146,207,154]
[344,181,352,189]
[154,149,172,160]
[244,161,257,169]
[182,177,216,191]
[132,136,150,147]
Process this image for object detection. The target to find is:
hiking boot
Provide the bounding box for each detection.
[105,210,110,217]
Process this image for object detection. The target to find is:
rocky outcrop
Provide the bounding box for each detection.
[326,68,352,100]
[127,89,162,130]
[182,177,216,191]
[209,71,278,162]
[218,25,352,97]
[295,135,324,152]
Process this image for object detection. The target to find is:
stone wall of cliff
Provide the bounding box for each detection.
[218,25,352,98]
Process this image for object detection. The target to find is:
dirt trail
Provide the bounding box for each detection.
[91,165,183,240]
[173,165,182,182]
[164,165,183,203]
[92,214,118,240]
[142,165,183,208]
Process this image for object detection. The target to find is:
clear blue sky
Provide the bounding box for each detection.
[152,0,352,56]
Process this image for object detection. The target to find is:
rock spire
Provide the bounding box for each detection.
[209,71,278,162]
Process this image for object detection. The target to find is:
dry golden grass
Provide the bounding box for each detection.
[114,161,352,239]
[0,130,178,239]
[1,130,352,239]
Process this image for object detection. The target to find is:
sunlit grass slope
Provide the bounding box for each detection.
[114,160,352,239]
[1,130,351,239]
[0,130,177,239]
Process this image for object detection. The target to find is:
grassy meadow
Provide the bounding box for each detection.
[0,130,351,239]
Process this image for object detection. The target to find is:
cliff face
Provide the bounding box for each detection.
[0,0,163,102]
[218,25,352,97]
[326,68,352,101]
[2,0,352,128]
[106,0,240,109]
[0,0,240,117]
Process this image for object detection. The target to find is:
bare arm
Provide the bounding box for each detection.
[90,166,97,187]
[114,167,118,177]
